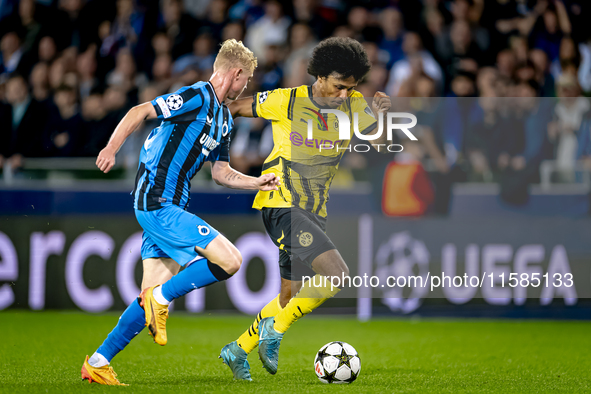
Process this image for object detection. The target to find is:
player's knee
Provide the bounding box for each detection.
[224,248,242,275]
[341,263,350,278]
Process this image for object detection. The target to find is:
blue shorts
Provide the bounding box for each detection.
[135,205,219,266]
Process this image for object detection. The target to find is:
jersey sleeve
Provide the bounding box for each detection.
[252,89,287,121]
[350,92,378,135]
[209,133,231,163]
[151,85,205,122]
[209,111,233,163]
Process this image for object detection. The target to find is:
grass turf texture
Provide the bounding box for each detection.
[1,311,590,393]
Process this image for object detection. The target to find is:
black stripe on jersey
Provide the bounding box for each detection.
[180,87,199,103]
[252,93,259,118]
[132,162,146,199]
[171,91,214,206]
[146,122,190,210]
[137,169,151,211]
[262,157,280,172]
[217,105,231,162]
[287,88,296,120]
[360,121,378,135]
[314,182,328,215]
[153,102,163,118]
[301,175,315,211]
[282,158,300,206]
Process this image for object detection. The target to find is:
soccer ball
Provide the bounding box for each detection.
[313,341,361,384]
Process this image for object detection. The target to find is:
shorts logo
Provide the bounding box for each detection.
[198,225,210,236]
[166,94,183,110]
[259,91,269,104]
[298,231,313,247]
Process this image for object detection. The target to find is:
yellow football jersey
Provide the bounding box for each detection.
[252,85,377,218]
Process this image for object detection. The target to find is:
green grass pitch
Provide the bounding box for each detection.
[1,311,590,393]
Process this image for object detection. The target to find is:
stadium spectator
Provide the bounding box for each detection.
[529,48,555,97]
[0,30,26,80]
[172,33,216,75]
[44,84,83,157]
[100,0,145,58]
[256,44,283,92]
[435,19,483,82]
[578,36,591,94]
[244,0,290,64]
[283,23,317,82]
[29,61,50,102]
[80,88,123,157]
[548,74,591,180]
[199,0,229,42]
[76,45,98,100]
[387,32,443,97]
[1,74,50,164]
[532,0,572,62]
[496,48,517,79]
[378,8,404,70]
[291,0,333,40]
[221,21,245,42]
[37,35,57,63]
[106,47,148,98]
[159,0,198,60]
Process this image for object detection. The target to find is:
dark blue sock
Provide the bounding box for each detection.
[96,299,145,362]
[161,260,231,301]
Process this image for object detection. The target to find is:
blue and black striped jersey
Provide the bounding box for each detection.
[133,81,232,211]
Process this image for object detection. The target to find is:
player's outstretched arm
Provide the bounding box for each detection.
[96,102,157,173]
[211,161,280,191]
[228,96,255,118]
[368,92,392,153]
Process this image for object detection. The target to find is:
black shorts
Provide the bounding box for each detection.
[261,207,336,281]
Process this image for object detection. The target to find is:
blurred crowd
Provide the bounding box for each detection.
[1,0,591,207]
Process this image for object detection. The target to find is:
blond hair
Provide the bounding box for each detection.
[214,39,257,73]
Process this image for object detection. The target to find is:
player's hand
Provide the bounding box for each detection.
[96,146,116,173]
[256,173,281,191]
[372,91,391,114]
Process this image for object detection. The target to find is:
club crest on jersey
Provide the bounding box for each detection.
[259,91,269,104]
[166,94,183,110]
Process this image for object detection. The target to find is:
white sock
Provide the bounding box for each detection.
[153,285,171,306]
[88,352,109,368]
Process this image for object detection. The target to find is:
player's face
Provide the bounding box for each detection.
[319,75,358,108]
[228,69,253,100]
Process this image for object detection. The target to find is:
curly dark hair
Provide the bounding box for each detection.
[307,37,371,82]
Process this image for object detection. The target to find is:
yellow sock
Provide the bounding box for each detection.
[236,294,282,353]
[273,274,340,333]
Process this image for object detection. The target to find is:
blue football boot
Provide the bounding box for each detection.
[257,317,284,375]
[219,341,252,381]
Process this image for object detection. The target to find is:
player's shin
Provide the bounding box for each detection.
[236,294,283,353]
[273,274,341,333]
[92,299,145,366]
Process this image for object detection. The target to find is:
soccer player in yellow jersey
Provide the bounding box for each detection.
[218,37,392,380]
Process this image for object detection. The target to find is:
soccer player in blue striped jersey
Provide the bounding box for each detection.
[81,40,280,386]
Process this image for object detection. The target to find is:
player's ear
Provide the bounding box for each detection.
[235,68,243,80]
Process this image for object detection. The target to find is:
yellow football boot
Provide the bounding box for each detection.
[140,285,169,345]
[81,356,128,386]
